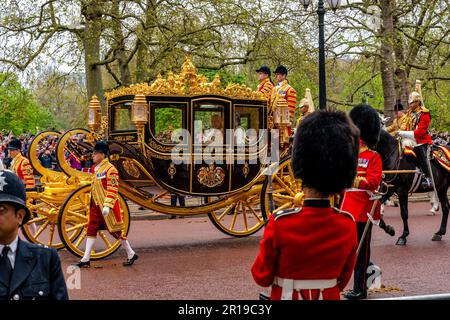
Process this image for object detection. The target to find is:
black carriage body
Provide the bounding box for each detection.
[107,94,267,196]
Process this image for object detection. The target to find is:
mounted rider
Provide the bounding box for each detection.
[397,90,433,188]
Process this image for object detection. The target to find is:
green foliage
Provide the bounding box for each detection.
[0,73,57,134]
[197,69,246,87]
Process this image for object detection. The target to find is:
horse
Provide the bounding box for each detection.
[375,130,450,245]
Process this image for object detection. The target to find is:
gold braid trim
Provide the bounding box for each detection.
[353,176,368,189]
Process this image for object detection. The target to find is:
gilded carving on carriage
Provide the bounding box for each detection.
[168,162,177,179]
[197,163,226,188]
[123,160,141,178]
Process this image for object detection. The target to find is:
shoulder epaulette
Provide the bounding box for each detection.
[333,207,355,222]
[273,207,302,221]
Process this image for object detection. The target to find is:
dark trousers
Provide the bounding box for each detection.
[414,144,431,179]
[354,222,372,293]
[170,194,185,207]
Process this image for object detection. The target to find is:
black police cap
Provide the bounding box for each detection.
[94,141,110,155]
[0,170,31,225]
[273,65,288,75]
[256,66,271,76]
[7,138,22,150]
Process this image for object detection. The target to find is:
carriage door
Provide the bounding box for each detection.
[191,98,231,195]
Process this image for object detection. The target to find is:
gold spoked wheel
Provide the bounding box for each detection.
[22,194,65,249]
[58,185,130,260]
[207,183,265,237]
[260,156,303,221]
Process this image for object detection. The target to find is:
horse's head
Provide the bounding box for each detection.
[374,130,399,170]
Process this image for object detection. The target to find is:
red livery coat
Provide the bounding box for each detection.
[87,159,123,238]
[11,153,35,188]
[251,205,358,300]
[257,78,274,99]
[340,147,382,222]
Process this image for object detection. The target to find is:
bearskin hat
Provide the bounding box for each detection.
[291,111,360,195]
[94,141,110,155]
[349,104,381,148]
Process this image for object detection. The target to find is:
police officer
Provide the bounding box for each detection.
[7,138,35,189]
[252,111,359,300]
[0,170,68,300]
[341,104,383,300]
[74,141,138,268]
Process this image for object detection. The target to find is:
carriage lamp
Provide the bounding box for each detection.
[132,90,148,149]
[87,95,102,132]
[132,90,148,127]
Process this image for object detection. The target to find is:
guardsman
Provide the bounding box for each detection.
[252,110,359,300]
[0,170,68,300]
[269,65,297,130]
[7,138,35,189]
[255,65,274,99]
[341,104,383,300]
[74,141,138,268]
[397,91,433,188]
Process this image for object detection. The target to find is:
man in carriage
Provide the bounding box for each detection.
[74,141,138,268]
[252,110,359,300]
[255,65,274,99]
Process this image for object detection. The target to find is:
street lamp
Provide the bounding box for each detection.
[300,0,341,109]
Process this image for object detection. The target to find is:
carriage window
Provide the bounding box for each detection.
[151,105,185,144]
[112,103,136,131]
[194,104,225,144]
[234,106,260,145]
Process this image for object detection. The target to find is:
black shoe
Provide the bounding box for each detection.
[169,215,176,219]
[123,254,138,266]
[344,290,367,300]
[73,260,90,268]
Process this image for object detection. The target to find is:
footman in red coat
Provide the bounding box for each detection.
[252,110,360,300]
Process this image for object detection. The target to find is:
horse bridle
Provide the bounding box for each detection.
[380,138,402,184]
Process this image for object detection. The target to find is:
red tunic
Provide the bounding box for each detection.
[413,111,432,145]
[251,204,358,300]
[340,147,382,222]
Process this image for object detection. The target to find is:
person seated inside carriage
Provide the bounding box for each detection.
[200,114,224,144]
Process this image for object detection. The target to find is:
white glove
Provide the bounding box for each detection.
[397,130,415,140]
[102,207,110,217]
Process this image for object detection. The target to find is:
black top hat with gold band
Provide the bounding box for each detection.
[94,141,110,155]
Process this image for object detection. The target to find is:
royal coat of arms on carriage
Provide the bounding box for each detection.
[197,163,225,188]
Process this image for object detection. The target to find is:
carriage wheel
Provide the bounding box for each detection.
[21,196,66,249]
[58,185,131,260]
[260,156,303,221]
[208,183,265,237]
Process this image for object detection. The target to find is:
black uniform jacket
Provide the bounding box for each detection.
[0,238,68,300]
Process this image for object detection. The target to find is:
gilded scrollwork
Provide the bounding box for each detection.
[104,56,266,101]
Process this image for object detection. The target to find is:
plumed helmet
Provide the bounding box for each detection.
[291,111,360,195]
[94,141,110,155]
[349,104,381,148]
[0,170,31,225]
[408,91,422,104]
[7,138,22,150]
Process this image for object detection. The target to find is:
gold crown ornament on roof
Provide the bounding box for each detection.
[105,56,265,101]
